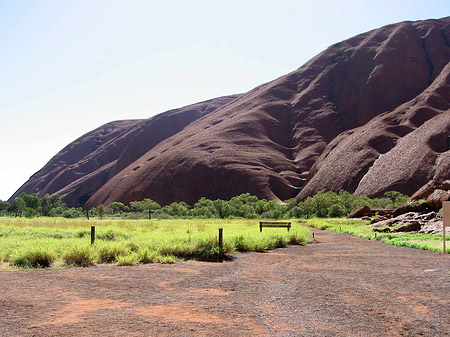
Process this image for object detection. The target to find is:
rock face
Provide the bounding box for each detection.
[10,95,240,206]
[10,17,450,207]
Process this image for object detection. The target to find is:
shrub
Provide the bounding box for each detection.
[328,204,346,217]
[117,253,138,266]
[75,230,90,238]
[233,235,252,252]
[10,247,55,268]
[192,237,222,262]
[63,245,94,267]
[288,231,308,245]
[138,249,158,264]
[96,243,129,263]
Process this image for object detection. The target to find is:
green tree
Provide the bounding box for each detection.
[110,202,125,214]
[337,191,356,215]
[213,199,230,219]
[0,201,10,215]
[97,204,106,219]
[384,191,409,208]
[298,197,316,219]
[328,204,346,217]
[167,202,189,217]
[14,197,26,217]
[20,193,41,212]
[284,198,298,210]
[312,190,338,217]
[192,197,216,218]
[130,199,161,212]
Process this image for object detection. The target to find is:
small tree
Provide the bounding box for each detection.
[328,204,346,217]
[298,197,316,219]
[97,204,106,219]
[110,201,125,214]
[0,201,10,215]
[384,191,409,208]
[14,197,26,217]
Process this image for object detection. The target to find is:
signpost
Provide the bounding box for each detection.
[443,201,449,254]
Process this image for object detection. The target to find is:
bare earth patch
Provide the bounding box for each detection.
[0,230,449,336]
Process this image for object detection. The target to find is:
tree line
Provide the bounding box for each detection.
[0,190,408,219]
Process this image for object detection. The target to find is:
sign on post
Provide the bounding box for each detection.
[443,201,450,254]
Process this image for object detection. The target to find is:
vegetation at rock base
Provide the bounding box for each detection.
[1,190,409,220]
[1,190,441,270]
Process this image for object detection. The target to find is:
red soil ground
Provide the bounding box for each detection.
[1,230,449,336]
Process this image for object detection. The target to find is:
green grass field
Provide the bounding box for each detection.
[307,218,449,254]
[0,217,311,269]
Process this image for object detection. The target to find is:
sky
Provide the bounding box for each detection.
[0,0,448,201]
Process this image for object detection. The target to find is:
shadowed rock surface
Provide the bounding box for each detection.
[10,17,450,207]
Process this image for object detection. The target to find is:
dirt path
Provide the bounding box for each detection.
[1,230,449,336]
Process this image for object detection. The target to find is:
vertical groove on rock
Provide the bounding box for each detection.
[421,36,435,86]
[441,25,450,48]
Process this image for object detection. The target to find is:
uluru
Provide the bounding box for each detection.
[10,17,450,207]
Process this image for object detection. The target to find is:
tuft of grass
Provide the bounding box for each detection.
[63,245,94,267]
[117,253,138,266]
[232,235,253,252]
[10,247,55,268]
[137,249,158,264]
[154,255,177,264]
[192,237,226,262]
[96,243,129,263]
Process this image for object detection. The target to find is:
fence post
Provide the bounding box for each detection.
[91,226,95,245]
[218,228,223,262]
[443,202,449,254]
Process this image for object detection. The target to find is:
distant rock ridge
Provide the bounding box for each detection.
[10,17,450,207]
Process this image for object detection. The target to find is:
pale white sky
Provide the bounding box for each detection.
[0,0,448,201]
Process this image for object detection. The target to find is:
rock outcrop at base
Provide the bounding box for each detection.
[9,17,450,207]
[364,179,450,234]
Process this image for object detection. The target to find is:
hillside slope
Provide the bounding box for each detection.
[10,95,239,206]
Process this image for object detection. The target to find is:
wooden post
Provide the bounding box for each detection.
[443,201,449,254]
[85,209,89,220]
[91,226,95,245]
[218,228,223,262]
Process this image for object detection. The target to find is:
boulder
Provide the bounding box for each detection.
[371,209,394,217]
[427,189,450,209]
[373,227,391,233]
[419,219,448,234]
[394,221,422,232]
[410,179,450,202]
[392,201,428,217]
[348,206,372,218]
[370,218,398,227]
[371,215,388,224]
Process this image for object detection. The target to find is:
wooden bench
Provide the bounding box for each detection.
[259,221,291,232]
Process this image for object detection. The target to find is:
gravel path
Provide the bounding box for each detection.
[1,230,449,336]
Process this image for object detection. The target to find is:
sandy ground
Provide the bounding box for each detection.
[0,230,449,337]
